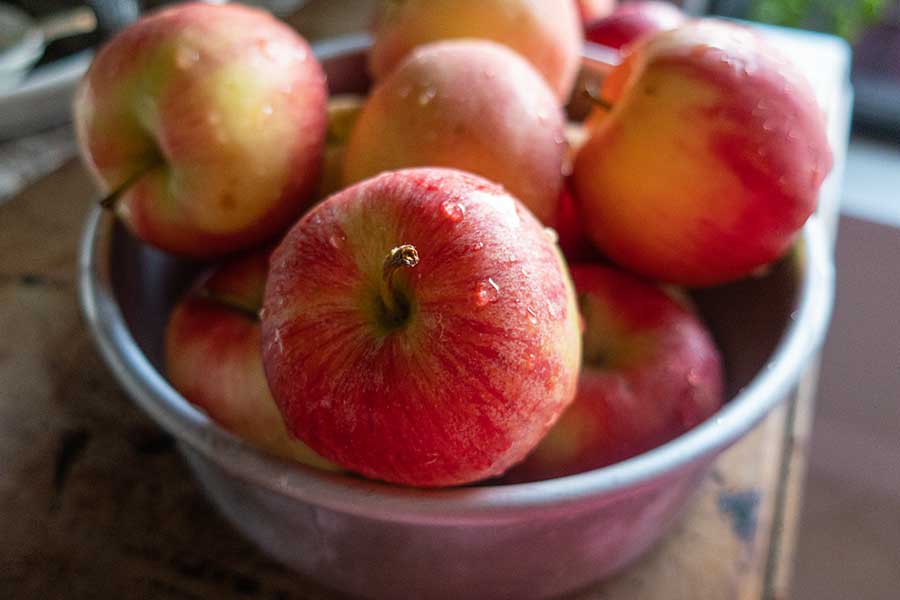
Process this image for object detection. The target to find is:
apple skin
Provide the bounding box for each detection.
[74,2,327,258]
[504,264,724,483]
[585,1,686,49]
[369,0,582,101]
[343,40,566,226]
[317,94,365,200]
[261,168,582,487]
[578,0,617,26]
[573,21,833,286]
[165,250,336,471]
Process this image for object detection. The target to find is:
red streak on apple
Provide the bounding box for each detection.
[261,168,582,487]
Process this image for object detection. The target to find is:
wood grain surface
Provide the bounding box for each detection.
[0,1,849,598]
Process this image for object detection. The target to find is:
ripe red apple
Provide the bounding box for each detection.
[343,40,566,226]
[578,0,617,26]
[573,21,833,286]
[504,264,724,482]
[585,1,686,49]
[261,168,582,487]
[165,250,335,471]
[368,0,582,101]
[74,2,327,258]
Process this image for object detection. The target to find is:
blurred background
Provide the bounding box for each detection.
[1,1,896,599]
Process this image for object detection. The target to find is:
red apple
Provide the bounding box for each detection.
[585,1,686,49]
[74,2,327,258]
[578,0,618,26]
[505,264,724,482]
[343,40,567,226]
[369,0,582,101]
[573,21,833,286]
[165,250,335,471]
[261,168,582,487]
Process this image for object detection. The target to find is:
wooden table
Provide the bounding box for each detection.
[0,2,851,598]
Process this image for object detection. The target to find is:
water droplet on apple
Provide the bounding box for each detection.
[762,119,777,132]
[524,307,539,326]
[328,232,346,249]
[536,110,549,124]
[418,86,437,106]
[546,299,561,320]
[520,266,530,278]
[544,227,559,244]
[687,369,700,386]
[261,104,274,117]
[441,201,466,223]
[175,46,199,70]
[470,241,484,252]
[474,278,501,307]
[788,129,801,141]
[259,308,268,319]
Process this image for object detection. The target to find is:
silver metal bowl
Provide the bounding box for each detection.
[78,34,835,600]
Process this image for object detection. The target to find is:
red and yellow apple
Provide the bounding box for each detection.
[504,264,723,482]
[261,168,582,487]
[165,250,336,470]
[585,1,686,49]
[74,2,327,258]
[368,0,582,101]
[573,21,833,285]
[343,40,567,226]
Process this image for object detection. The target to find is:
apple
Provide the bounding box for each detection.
[578,0,618,26]
[504,264,724,482]
[343,40,567,226]
[260,168,582,487]
[573,21,833,286]
[368,0,582,101]
[74,2,327,258]
[585,1,686,49]
[165,249,336,470]
[317,94,365,200]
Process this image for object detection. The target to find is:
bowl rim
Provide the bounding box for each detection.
[77,34,835,526]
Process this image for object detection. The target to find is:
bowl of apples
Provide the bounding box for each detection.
[77,2,835,599]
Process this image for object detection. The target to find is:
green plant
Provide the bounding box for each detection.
[750,0,888,40]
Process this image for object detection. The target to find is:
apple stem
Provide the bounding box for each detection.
[98,162,159,210]
[380,244,419,322]
[584,86,614,112]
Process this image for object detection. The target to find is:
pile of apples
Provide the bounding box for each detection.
[74,1,832,487]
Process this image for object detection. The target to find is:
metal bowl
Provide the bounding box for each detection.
[78,34,835,600]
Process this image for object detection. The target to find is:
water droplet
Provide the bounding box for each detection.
[470,241,484,252]
[259,308,268,320]
[788,129,801,141]
[474,278,501,307]
[763,119,777,132]
[175,46,199,70]
[687,369,700,386]
[261,104,273,116]
[525,307,539,326]
[536,109,549,124]
[520,266,530,277]
[328,232,346,249]
[544,227,559,244]
[441,201,466,223]
[418,87,437,106]
[790,311,798,321]
[547,299,561,320]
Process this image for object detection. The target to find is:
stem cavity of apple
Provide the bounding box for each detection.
[584,86,614,112]
[98,160,160,210]
[380,244,419,326]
